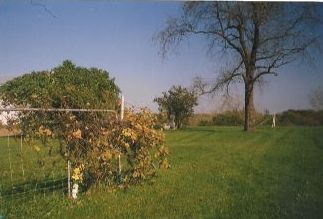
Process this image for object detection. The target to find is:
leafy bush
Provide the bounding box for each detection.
[0,60,119,110]
[0,61,169,191]
[67,108,169,189]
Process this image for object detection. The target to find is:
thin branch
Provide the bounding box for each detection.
[31,0,57,19]
[206,60,244,94]
[190,29,244,57]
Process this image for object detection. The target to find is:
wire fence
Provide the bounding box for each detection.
[0,130,66,198]
[0,96,124,214]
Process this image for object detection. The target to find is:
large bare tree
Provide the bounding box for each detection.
[155,2,321,131]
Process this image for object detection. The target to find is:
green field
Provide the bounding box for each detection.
[1,126,323,218]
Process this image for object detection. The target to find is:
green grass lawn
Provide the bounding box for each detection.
[1,126,323,218]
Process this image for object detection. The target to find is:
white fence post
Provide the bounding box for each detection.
[120,94,124,121]
[272,113,276,128]
[118,94,124,180]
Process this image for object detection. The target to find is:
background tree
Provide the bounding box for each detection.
[155,2,321,131]
[154,85,198,129]
[310,84,323,110]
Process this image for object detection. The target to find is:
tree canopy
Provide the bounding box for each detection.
[155,2,321,131]
[0,60,120,110]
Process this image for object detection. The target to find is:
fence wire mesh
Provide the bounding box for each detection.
[0,108,117,215]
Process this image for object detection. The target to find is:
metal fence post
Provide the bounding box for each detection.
[118,94,124,180]
[120,94,124,121]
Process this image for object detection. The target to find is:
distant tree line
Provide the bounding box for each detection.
[190,110,323,127]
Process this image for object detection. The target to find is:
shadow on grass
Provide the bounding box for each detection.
[1,178,67,198]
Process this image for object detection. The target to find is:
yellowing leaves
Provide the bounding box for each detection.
[72,129,82,139]
[160,159,170,169]
[72,168,82,181]
[121,128,137,141]
[72,164,85,182]
[33,145,41,152]
[156,145,169,157]
[38,126,53,137]
[51,107,169,188]
[31,94,38,99]
[101,128,110,136]
[102,150,112,160]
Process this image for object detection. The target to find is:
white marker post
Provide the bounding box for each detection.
[272,113,276,128]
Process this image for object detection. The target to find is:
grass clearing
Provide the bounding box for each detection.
[1,126,323,218]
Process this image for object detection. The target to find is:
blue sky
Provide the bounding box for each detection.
[0,1,323,113]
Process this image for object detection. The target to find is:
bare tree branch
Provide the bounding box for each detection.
[31,0,58,19]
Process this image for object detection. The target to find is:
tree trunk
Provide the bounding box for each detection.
[244,82,255,131]
[175,116,181,129]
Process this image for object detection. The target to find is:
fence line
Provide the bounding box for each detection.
[0,108,117,113]
[0,94,125,201]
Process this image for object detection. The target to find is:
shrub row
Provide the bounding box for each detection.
[189,110,323,127]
